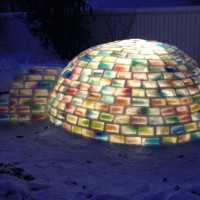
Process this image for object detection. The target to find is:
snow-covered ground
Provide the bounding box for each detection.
[0,53,200,200]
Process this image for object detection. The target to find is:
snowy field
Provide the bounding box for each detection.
[0,53,200,200]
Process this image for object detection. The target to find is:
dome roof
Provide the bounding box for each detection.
[49,39,200,145]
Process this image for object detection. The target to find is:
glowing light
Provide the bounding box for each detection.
[48,39,200,145]
[1,39,200,145]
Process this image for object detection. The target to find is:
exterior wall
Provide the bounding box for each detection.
[88,0,200,10]
[87,6,200,63]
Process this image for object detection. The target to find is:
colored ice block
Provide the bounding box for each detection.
[0,114,10,121]
[184,122,198,132]
[164,115,179,124]
[171,125,184,135]
[66,114,78,124]
[121,125,137,135]
[78,118,90,127]
[162,137,177,144]
[132,98,149,107]
[142,138,160,145]
[112,79,125,87]
[94,132,109,141]
[114,115,130,124]
[91,121,104,131]
[100,113,114,122]
[82,100,95,109]
[149,116,164,124]
[138,127,154,136]
[110,135,125,144]
[86,109,99,119]
[156,126,169,135]
[125,137,142,145]
[105,124,119,133]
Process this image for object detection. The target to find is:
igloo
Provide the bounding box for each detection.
[49,39,200,144]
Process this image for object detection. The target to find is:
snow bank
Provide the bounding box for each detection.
[0,53,66,91]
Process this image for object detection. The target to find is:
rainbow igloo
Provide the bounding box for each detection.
[48,39,200,145]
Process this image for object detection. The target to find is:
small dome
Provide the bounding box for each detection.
[49,39,200,145]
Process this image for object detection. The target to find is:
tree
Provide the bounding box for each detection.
[11,0,92,59]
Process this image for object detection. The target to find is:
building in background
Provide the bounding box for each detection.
[1,0,200,63]
[87,0,200,10]
[0,0,200,12]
